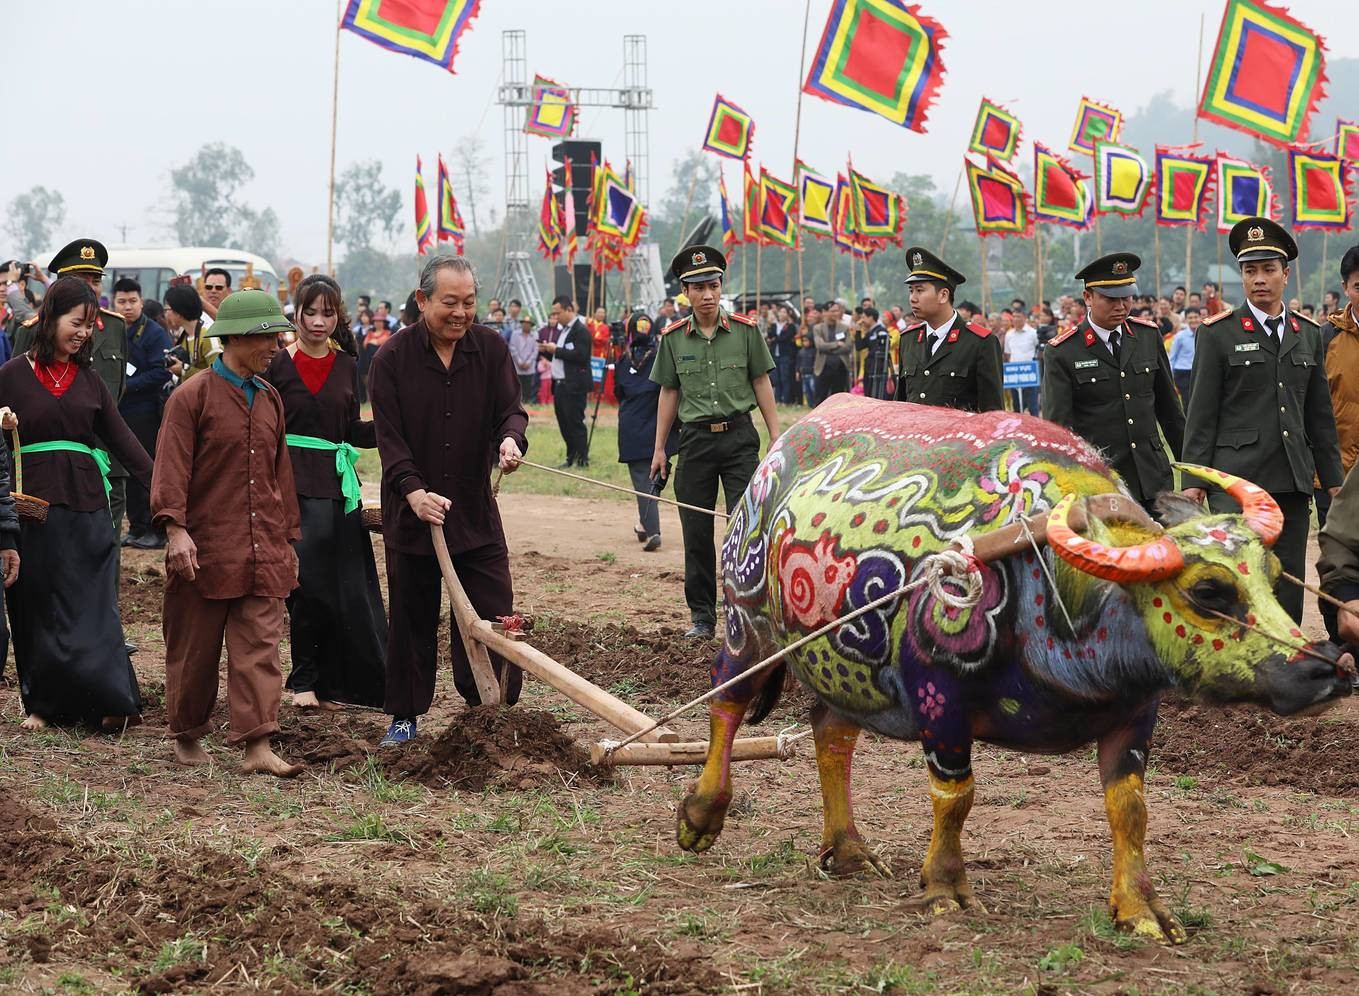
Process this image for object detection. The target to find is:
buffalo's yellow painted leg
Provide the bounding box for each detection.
[916,769,982,914]
[813,703,890,876]
[677,699,745,852]
[1098,724,1187,944]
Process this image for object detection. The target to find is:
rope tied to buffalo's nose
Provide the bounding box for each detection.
[601,546,987,759]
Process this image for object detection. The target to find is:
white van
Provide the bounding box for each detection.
[95,247,282,303]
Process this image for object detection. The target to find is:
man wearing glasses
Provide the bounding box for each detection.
[200,267,232,324]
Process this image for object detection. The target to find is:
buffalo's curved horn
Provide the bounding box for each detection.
[1174,463,1283,546]
[1045,494,1185,583]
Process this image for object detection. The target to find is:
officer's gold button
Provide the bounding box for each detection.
[924,370,930,376]
[1124,394,1130,400]
[1280,406,1286,412]
[919,393,926,399]
[1120,372,1126,378]
[1283,430,1290,437]
[1127,418,1134,424]
[1131,442,1137,449]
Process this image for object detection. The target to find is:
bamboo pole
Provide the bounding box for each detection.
[979,239,990,315]
[430,525,502,705]
[1034,225,1045,307]
[1093,212,1103,255]
[471,620,678,743]
[676,168,701,251]
[939,166,964,256]
[592,736,791,767]
[1186,12,1205,291]
[791,0,813,311]
[756,239,763,312]
[1154,224,1163,299]
[325,0,343,274]
[829,238,838,300]
[1321,232,1330,310]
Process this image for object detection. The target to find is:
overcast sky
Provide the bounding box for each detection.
[5,0,1355,262]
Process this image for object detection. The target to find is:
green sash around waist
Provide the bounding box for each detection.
[20,439,112,498]
[285,434,361,514]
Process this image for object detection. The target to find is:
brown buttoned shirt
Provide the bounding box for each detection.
[369,320,529,556]
[151,365,301,599]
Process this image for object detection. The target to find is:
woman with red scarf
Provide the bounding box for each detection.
[262,275,385,710]
[0,276,151,730]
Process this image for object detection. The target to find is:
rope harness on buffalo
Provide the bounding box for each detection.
[601,546,987,759]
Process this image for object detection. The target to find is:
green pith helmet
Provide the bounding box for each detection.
[209,289,294,337]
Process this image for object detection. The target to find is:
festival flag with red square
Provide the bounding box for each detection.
[847,163,903,244]
[1198,0,1327,148]
[803,0,948,133]
[1289,148,1350,230]
[969,97,1022,161]
[966,156,1031,237]
[414,156,433,255]
[702,94,755,160]
[1154,147,1215,228]
[341,0,480,74]
[1336,119,1359,162]
[758,169,799,249]
[1033,142,1090,229]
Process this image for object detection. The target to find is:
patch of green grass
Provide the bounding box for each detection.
[1173,775,1197,790]
[56,973,97,993]
[740,835,802,876]
[1080,906,1143,951]
[354,755,426,804]
[327,810,413,845]
[1038,942,1085,972]
[462,868,519,917]
[152,934,207,973]
[595,550,617,565]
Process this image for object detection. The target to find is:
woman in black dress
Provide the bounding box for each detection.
[263,275,385,709]
[0,277,152,730]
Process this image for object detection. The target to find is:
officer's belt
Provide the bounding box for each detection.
[682,412,752,433]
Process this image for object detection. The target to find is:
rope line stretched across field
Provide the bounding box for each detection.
[514,458,729,519]
[602,548,986,759]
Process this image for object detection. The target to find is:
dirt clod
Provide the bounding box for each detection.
[383,705,611,790]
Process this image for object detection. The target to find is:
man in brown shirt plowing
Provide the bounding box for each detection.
[151,290,303,777]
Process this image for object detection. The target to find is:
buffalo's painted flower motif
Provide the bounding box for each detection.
[778,530,858,629]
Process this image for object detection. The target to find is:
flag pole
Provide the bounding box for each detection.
[1321,231,1331,307]
[979,238,990,316]
[1186,11,1205,292]
[325,0,344,275]
[1154,223,1163,299]
[939,165,964,256]
[1034,224,1045,308]
[678,169,701,252]
[756,238,763,313]
[1094,211,1103,255]
[791,0,813,308]
[829,238,837,300]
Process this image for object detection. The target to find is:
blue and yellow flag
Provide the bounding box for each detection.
[1216,154,1274,232]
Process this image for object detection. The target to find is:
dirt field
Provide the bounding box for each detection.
[2,490,1358,994]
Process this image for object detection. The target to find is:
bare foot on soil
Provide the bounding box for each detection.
[101,714,143,733]
[293,691,344,712]
[241,738,303,778]
[20,714,48,731]
[174,736,212,766]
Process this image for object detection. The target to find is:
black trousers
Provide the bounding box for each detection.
[673,418,761,627]
[122,408,161,537]
[553,380,588,465]
[815,362,849,406]
[519,373,538,405]
[383,541,520,717]
[1210,489,1311,623]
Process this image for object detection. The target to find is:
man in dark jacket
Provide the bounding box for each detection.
[1183,217,1342,623]
[543,295,593,467]
[113,277,173,548]
[1042,252,1184,514]
[615,313,679,550]
[765,304,799,404]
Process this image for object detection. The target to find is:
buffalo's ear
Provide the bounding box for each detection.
[1153,491,1203,527]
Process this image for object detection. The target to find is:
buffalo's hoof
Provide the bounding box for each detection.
[818,836,892,878]
[909,879,985,916]
[676,790,729,853]
[1112,900,1187,945]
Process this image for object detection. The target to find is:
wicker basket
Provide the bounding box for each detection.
[10,427,49,524]
[361,505,383,534]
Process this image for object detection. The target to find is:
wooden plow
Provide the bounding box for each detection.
[428,524,796,768]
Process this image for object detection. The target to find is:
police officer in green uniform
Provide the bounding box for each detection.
[14,240,131,553]
[894,247,1004,411]
[1042,252,1184,514]
[1182,217,1341,623]
[651,245,780,639]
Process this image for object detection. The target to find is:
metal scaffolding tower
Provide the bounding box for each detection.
[494,29,660,317]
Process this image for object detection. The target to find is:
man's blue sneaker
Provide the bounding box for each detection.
[380,717,417,745]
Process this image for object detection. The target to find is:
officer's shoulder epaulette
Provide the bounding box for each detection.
[1294,310,1320,328]
[20,313,39,328]
[1127,314,1159,329]
[904,321,926,333]
[661,318,687,335]
[100,307,121,319]
[728,312,757,327]
[1048,325,1079,346]
[965,321,992,338]
[1201,309,1234,327]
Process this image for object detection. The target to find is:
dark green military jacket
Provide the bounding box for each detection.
[894,312,1004,411]
[1183,304,1341,495]
[1042,315,1185,503]
[650,308,774,423]
[14,309,129,477]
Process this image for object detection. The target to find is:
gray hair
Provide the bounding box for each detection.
[419,254,480,297]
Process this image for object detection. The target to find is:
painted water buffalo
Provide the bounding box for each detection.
[677,396,1352,943]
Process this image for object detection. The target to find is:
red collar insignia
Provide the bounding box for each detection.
[947,329,959,343]
[916,329,925,343]
[1242,317,1255,332]
[1290,316,1300,332]
[96,314,104,331]
[1084,330,1096,346]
